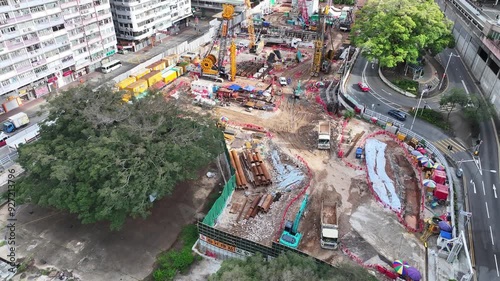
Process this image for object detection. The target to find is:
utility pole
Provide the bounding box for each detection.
[410,89,429,131]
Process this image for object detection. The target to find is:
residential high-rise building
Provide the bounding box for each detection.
[111,0,192,52]
[0,0,117,107]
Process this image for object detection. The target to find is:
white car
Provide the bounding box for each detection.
[279,77,287,86]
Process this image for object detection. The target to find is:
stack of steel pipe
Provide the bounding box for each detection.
[258,194,274,213]
[245,194,262,219]
[246,150,272,186]
[230,150,247,189]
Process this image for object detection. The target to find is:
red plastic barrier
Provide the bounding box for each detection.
[340,245,397,280]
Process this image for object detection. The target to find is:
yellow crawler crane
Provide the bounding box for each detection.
[245,0,256,51]
[201,4,236,81]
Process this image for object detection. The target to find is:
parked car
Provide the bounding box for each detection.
[388,109,407,121]
[357,82,370,92]
[279,77,288,86]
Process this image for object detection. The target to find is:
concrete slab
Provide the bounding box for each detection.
[350,201,425,272]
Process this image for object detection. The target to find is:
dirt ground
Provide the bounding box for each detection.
[0,164,223,281]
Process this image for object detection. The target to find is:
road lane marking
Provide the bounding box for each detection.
[494,184,498,198]
[495,254,500,277]
[486,202,490,218]
[483,181,486,195]
[380,88,392,96]
[490,226,495,245]
[461,80,470,95]
[471,181,476,194]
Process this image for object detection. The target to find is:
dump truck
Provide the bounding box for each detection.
[318,121,331,150]
[3,112,29,133]
[320,197,339,250]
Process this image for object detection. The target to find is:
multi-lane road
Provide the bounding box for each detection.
[345,49,500,280]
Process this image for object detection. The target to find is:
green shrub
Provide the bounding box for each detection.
[151,224,199,281]
[391,79,419,94]
[409,108,449,130]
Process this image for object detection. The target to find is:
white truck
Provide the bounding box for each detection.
[3,112,29,133]
[320,198,339,250]
[318,121,331,150]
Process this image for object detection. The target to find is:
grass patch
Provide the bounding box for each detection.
[409,108,450,130]
[390,79,419,95]
[152,224,200,281]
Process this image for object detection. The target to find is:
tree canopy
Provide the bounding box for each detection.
[352,0,454,67]
[439,88,469,121]
[16,86,224,229]
[209,252,378,281]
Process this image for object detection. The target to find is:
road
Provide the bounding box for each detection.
[346,46,500,280]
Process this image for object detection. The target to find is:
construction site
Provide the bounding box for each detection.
[109,0,458,279]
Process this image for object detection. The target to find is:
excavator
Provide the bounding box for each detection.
[201,4,237,82]
[279,194,309,249]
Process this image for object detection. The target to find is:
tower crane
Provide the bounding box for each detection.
[244,0,256,52]
[201,4,237,81]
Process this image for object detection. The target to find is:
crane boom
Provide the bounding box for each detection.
[245,0,255,49]
[292,194,308,233]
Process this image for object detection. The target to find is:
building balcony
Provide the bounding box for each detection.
[71,41,87,50]
[15,64,32,74]
[6,42,24,51]
[68,31,85,40]
[31,58,47,67]
[24,37,40,46]
[87,37,101,45]
[79,0,94,5]
[61,0,78,9]
[64,12,80,20]
[35,69,52,79]
[45,7,62,16]
[0,70,17,83]
[60,58,76,69]
[14,13,32,22]
[58,48,73,58]
[50,16,65,25]
[1,31,21,41]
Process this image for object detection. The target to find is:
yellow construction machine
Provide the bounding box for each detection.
[201,4,237,81]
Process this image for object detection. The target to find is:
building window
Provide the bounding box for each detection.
[30,5,45,13]
[0,53,9,62]
[14,60,31,70]
[1,26,16,34]
[34,65,48,74]
[0,65,14,75]
[1,80,11,87]
[52,24,65,32]
[45,2,58,9]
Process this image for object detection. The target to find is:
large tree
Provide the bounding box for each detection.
[439,88,469,121]
[16,86,224,229]
[352,0,454,67]
[209,252,378,281]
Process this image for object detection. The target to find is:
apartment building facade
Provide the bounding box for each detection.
[111,0,192,52]
[0,0,116,109]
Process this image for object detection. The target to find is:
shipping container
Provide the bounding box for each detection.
[142,70,163,87]
[132,69,151,79]
[171,66,183,77]
[116,76,137,89]
[146,60,166,71]
[161,55,178,67]
[163,70,178,85]
[125,79,148,94]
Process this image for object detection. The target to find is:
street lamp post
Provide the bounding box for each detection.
[439,52,460,90]
[410,89,429,131]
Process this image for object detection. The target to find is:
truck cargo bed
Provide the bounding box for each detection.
[322,205,337,225]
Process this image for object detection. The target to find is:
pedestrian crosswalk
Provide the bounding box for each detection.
[432,138,468,155]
